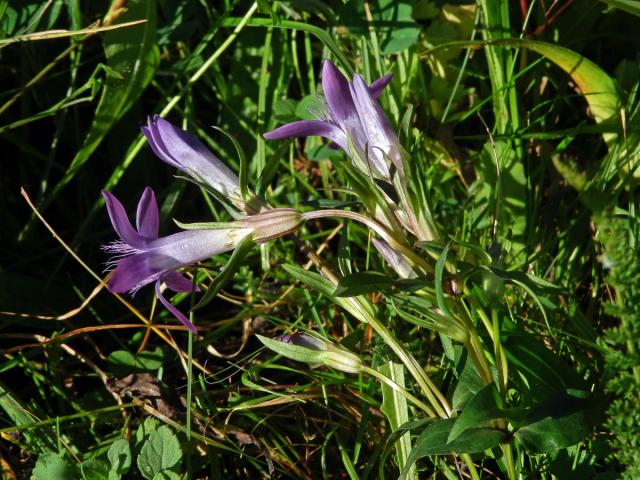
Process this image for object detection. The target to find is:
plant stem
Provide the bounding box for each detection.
[302,209,433,274]
[361,365,436,417]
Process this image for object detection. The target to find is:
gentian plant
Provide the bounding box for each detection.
[101,59,607,480]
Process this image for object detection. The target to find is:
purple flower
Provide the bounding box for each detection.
[141,116,244,208]
[102,187,252,332]
[372,238,416,279]
[264,60,401,179]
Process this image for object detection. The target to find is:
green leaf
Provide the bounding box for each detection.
[449,383,504,442]
[194,234,255,310]
[334,271,394,296]
[340,0,420,54]
[107,439,132,475]
[434,242,453,318]
[0,380,57,451]
[152,472,181,480]
[282,264,378,323]
[212,126,250,201]
[134,417,160,451]
[514,390,604,453]
[282,264,336,296]
[483,266,564,294]
[392,295,468,343]
[137,426,183,480]
[451,351,486,410]
[600,0,640,17]
[379,362,416,480]
[503,332,584,401]
[80,458,110,480]
[32,453,77,480]
[400,419,505,479]
[295,94,323,120]
[223,17,353,74]
[107,347,164,375]
[256,334,325,364]
[37,0,159,212]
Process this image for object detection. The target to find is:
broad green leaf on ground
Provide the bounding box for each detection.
[152,471,181,480]
[514,390,605,453]
[137,425,183,480]
[400,418,505,479]
[448,383,504,442]
[80,458,110,480]
[32,453,77,480]
[107,347,164,375]
[503,332,585,401]
[38,0,159,211]
[134,417,160,451]
[107,439,132,475]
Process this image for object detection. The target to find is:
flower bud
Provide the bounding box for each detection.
[257,333,363,374]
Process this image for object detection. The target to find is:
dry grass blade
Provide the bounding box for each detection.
[0,19,147,46]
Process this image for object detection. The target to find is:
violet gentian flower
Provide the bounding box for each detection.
[141,116,246,210]
[264,60,402,179]
[103,188,303,332]
[103,187,252,332]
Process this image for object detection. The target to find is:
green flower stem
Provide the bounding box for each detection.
[290,233,450,417]
[361,365,436,417]
[301,209,433,274]
[359,308,451,418]
[466,325,494,385]
[461,454,481,480]
[362,367,480,480]
[501,442,517,480]
[492,308,509,394]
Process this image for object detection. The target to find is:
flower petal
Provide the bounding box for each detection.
[349,74,402,177]
[322,60,356,127]
[142,118,180,169]
[147,228,250,264]
[368,73,393,99]
[163,270,199,293]
[155,280,197,333]
[372,238,415,279]
[102,190,145,249]
[108,251,161,293]
[144,116,241,198]
[264,120,347,150]
[136,187,159,239]
[277,333,327,351]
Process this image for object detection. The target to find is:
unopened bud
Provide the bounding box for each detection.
[257,333,362,374]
